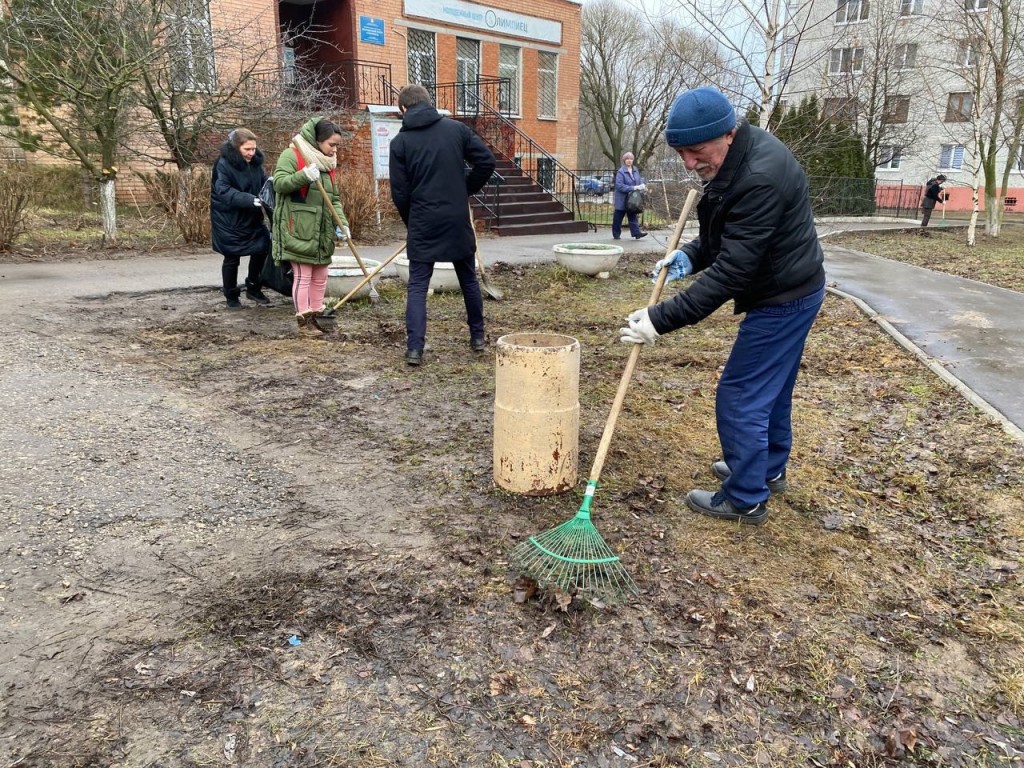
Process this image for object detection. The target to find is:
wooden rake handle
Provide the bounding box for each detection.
[587,187,702,484]
[328,242,406,312]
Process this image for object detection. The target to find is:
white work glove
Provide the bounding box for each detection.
[335,226,349,241]
[619,308,660,345]
[635,183,646,192]
[651,249,693,283]
[302,165,320,183]
[340,224,351,241]
[253,197,263,208]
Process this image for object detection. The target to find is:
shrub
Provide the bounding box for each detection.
[32,165,93,212]
[337,169,386,241]
[139,166,212,244]
[0,163,32,251]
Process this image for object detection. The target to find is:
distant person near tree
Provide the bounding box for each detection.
[920,174,947,228]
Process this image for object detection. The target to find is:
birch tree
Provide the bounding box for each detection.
[665,0,832,128]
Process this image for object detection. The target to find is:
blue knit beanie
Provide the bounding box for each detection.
[664,87,737,147]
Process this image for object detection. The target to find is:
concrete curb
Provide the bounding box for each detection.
[827,285,1024,444]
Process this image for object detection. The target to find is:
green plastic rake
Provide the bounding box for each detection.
[511,188,702,604]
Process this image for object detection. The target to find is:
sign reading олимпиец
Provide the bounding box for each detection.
[403,0,562,45]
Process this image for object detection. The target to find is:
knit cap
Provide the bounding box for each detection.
[664,87,737,147]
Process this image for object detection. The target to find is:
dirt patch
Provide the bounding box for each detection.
[3,254,1023,767]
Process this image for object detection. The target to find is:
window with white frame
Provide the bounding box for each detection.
[168,0,215,92]
[956,39,980,67]
[407,29,436,86]
[829,47,864,74]
[939,143,965,170]
[498,45,520,116]
[883,95,910,123]
[945,92,973,121]
[965,0,987,11]
[894,43,918,69]
[537,51,557,119]
[899,0,924,15]
[835,0,869,23]
[1016,145,1024,171]
[877,146,903,169]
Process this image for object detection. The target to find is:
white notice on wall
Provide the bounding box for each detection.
[371,118,403,180]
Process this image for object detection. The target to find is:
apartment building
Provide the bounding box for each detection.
[779,0,1024,213]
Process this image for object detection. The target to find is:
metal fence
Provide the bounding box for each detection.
[573,169,924,228]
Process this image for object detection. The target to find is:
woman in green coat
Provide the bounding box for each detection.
[272,117,350,335]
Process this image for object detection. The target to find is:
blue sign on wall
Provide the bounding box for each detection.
[359,16,385,45]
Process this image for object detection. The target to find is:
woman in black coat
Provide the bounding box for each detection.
[211,128,272,309]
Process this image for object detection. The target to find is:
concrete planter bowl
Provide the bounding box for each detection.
[326,255,382,300]
[394,256,462,292]
[553,243,624,278]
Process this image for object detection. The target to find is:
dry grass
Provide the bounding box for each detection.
[14,254,1024,767]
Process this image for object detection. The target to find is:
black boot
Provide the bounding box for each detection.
[222,263,242,309]
[245,252,271,304]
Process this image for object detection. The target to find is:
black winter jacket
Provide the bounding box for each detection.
[211,141,271,257]
[389,102,496,263]
[649,123,825,334]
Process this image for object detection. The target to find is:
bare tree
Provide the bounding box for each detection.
[663,0,833,128]
[0,0,161,243]
[926,0,1024,239]
[814,0,928,170]
[579,0,720,169]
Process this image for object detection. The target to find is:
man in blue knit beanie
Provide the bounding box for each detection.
[619,86,826,526]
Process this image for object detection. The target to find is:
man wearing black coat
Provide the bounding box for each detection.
[389,84,496,366]
[920,174,946,227]
[211,128,272,309]
[619,87,825,526]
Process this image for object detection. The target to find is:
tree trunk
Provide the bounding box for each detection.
[99,178,117,245]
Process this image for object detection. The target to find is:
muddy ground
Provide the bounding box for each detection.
[2,254,1023,767]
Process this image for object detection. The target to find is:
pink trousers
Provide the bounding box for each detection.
[291,262,328,314]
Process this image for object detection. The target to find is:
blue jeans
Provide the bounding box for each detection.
[716,282,825,508]
[405,257,485,352]
[611,209,641,239]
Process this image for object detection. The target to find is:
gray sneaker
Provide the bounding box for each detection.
[711,461,788,494]
[685,489,768,525]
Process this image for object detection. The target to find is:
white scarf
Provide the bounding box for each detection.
[291,133,337,172]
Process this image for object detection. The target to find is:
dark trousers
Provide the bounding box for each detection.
[611,209,642,239]
[716,282,825,508]
[405,257,484,352]
[221,251,267,298]
[920,204,934,227]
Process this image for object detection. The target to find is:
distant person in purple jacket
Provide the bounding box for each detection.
[611,152,648,240]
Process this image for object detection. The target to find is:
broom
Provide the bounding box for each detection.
[510,187,702,604]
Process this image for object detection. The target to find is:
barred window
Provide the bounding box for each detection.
[407,29,436,86]
[498,45,520,116]
[455,37,480,114]
[168,0,215,92]
[537,51,557,119]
